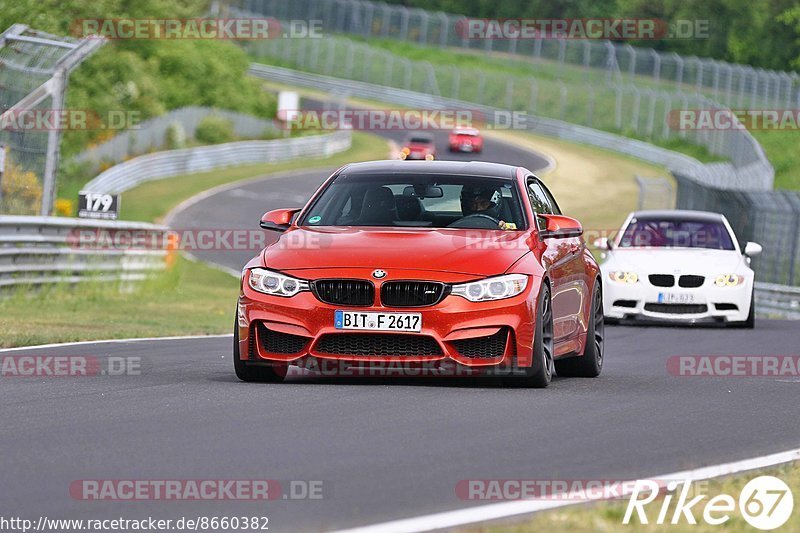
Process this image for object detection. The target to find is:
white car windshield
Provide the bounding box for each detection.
[619,218,736,250]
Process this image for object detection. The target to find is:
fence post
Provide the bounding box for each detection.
[650,49,661,82]
[625,44,636,80]
[41,71,66,216]
[437,12,449,47]
[558,81,567,120]
[399,6,409,40]
[672,52,683,90]
[528,78,538,113]
[631,86,642,133]
[417,9,429,44]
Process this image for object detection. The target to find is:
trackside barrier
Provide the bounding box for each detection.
[755,283,800,320]
[0,216,169,288]
[248,64,771,190]
[83,130,352,194]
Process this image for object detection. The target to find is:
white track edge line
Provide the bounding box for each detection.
[332,447,800,533]
[0,334,233,353]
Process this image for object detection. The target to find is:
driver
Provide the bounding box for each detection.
[460,185,501,220]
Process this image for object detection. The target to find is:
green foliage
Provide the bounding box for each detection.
[165,121,187,149]
[0,0,277,192]
[383,0,800,70]
[194,115,235,145]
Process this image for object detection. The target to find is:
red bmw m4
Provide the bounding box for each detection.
[235,161,603,387]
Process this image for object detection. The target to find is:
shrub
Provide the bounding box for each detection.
[1,161,43,215]
[195,115,235,145]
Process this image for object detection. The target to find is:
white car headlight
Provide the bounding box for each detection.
[248,268,309,297]
[715,274,744,287]
[609,271,639,283]
[451,274,528,302]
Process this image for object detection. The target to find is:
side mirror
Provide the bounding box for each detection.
[744,241,762,257]
[593,237,613,250]
[260,208,302,232]
[538,214,583,240]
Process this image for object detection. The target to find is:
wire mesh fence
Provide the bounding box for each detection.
[0,24,103,216]
[240,32,773,190]
[674,173,800,286]
[229,0,800,111]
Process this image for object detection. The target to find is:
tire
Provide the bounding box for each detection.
[233,322,287,383]
[735,288,755,329]
[555,281,604,378]
[505,283,554,388]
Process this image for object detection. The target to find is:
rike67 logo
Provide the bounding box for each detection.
[625,475,794,530]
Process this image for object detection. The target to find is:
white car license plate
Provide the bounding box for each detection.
[334,310,422,332]
[658,292,695,304]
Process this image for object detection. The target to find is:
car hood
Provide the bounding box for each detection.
[261,227,531,276]
[603,247,746,274]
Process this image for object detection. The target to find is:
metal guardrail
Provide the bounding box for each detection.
[71,106,281,172]
[0,216,169,288]
[249,64,770,189]
[755,282,800,320]
[83,130,352,194]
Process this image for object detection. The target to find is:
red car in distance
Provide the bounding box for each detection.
[235,160,603,388]
[448,127,483,153]
[399,134,436,160]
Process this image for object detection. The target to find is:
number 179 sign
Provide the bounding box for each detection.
[78,192,119,220]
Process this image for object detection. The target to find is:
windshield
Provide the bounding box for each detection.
[618,218,735,250]
[300,173,527,230]
[408,137,433,144]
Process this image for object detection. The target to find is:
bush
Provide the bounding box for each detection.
[1,161,43,215]
[195,115,235,145]
[165,121,187,150]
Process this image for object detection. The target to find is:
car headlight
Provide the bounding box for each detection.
[248,268,309,297]
[451,274,528,302]
[715,274,744,287]
[609,271,639,283]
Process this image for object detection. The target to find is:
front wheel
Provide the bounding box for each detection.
[555,282,604,378]
[505,283,554,388]
[233,322,287,383]
[733,288,755,329]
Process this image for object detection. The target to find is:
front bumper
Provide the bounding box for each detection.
[237,274,537,369]
[603,278,751,324]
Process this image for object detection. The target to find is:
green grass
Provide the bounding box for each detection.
[246,36,798,187]
[1,132,389,348]
[0,256,238,348]
[472,462,800,532]
[120,132,387,222]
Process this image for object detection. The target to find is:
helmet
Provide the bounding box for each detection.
[460,185,501,219]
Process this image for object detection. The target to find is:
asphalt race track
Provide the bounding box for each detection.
[2,133,799,532]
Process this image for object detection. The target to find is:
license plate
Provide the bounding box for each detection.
[658,292,695,304]
[334,310,422,332]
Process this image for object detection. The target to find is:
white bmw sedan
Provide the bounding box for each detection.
[596,210,762,327]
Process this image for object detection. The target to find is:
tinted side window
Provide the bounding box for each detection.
[538,183,562,215]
